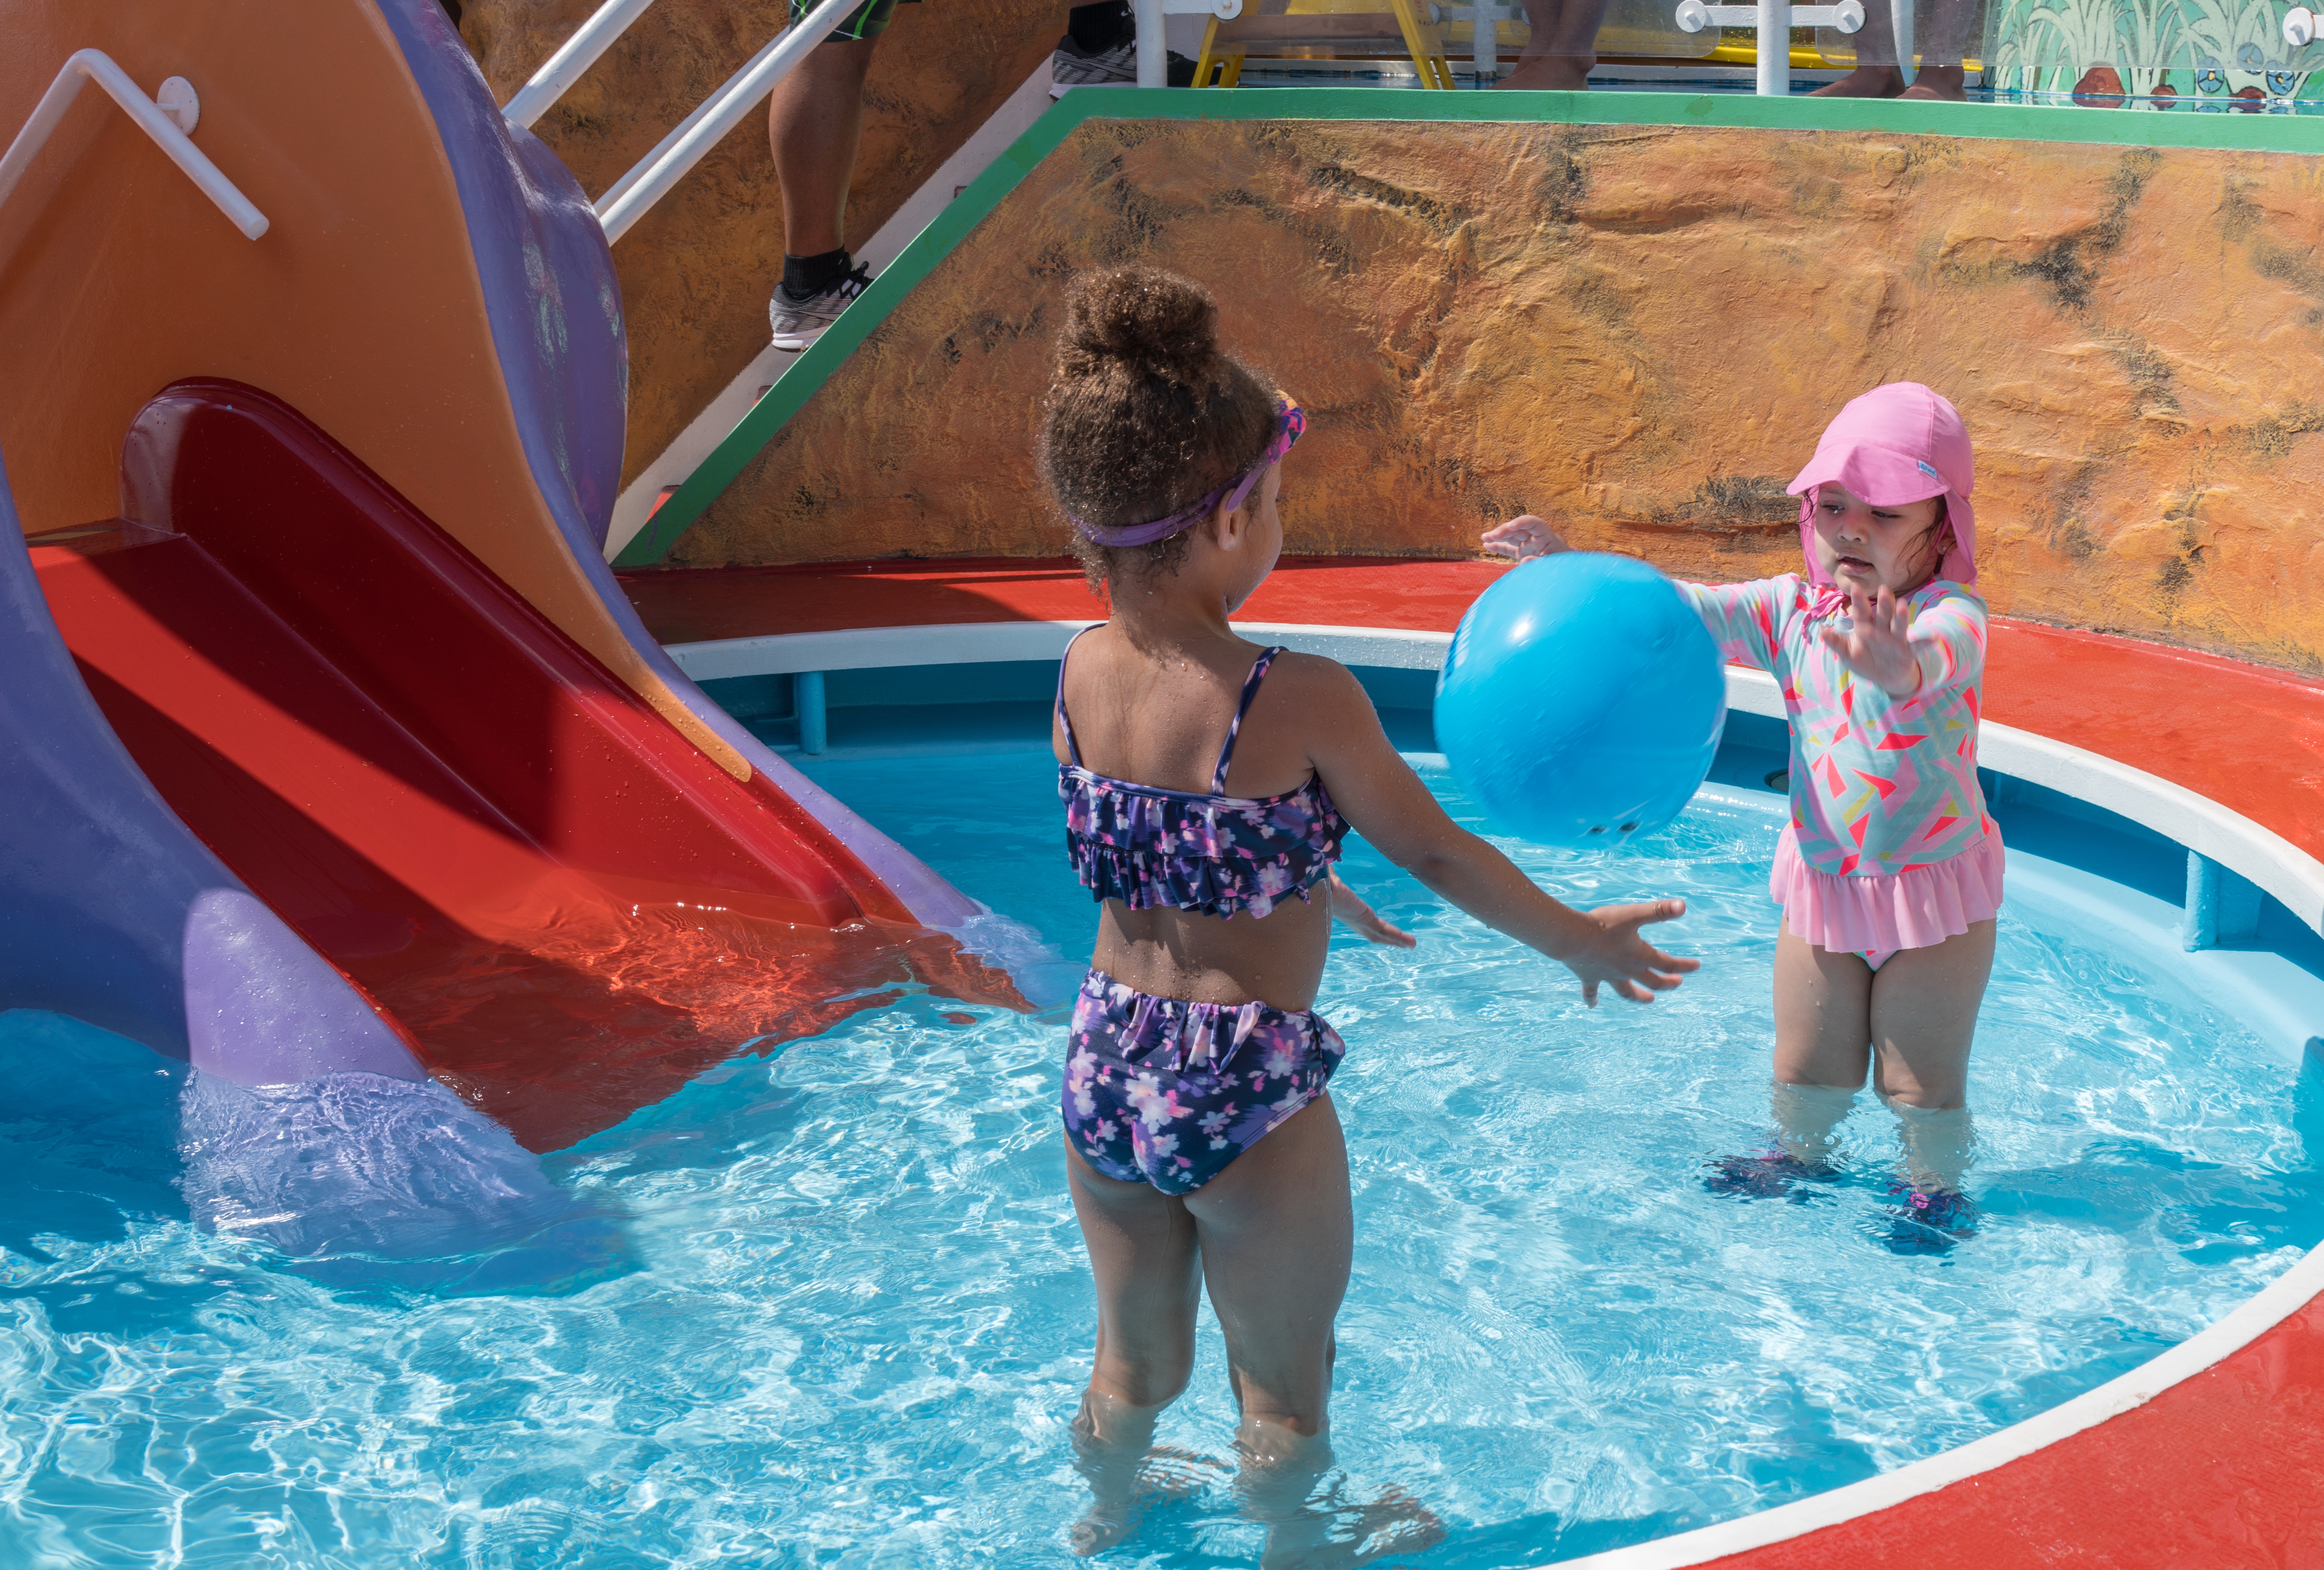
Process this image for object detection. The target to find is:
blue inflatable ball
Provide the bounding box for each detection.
[1434,552,1725,848]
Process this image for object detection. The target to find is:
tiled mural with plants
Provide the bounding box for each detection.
[1984,0,2316,103]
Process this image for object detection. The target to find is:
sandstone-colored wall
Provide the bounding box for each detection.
[459,0,1069,492]
[674,119,2324,676]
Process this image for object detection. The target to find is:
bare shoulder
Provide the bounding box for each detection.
[1249,651,1382,760]
[1254,650,1374,711]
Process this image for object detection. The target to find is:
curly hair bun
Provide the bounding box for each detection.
[1039,266,1277,587]
[1056,266,1218,384]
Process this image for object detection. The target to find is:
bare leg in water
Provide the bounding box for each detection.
[1065,1094,1442,1565]
[1769,921,1995,1192]
[1495,0,1610,90]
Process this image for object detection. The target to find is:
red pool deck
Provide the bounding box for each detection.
[619,555,2324,1568]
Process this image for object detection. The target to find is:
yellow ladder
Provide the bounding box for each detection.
[1195,0,1458,89]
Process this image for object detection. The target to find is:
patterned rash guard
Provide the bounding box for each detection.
[1679,574,1996,877]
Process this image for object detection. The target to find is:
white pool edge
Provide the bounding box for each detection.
[668,621,2324,944]
[1547,1235,2324,1567]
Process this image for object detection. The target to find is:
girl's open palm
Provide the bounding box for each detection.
[1479,515,1570,562]
[1565,899,1698,1007]
[1328,870,1416,948]
[1818,584,1923,698]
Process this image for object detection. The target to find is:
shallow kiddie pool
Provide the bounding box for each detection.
[3,724,2320,1566]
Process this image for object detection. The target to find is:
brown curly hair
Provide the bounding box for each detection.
[1037,268,1278,590]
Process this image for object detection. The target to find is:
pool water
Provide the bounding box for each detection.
[3,751,2317,1568]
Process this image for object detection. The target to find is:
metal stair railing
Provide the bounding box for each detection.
[497,0,861,245]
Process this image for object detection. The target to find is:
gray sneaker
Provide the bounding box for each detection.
[1050,38,1202,85]
[1051,38,1136,83]
[769,260,871,351]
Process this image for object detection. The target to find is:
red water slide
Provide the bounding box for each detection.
[32,382,1010,1151]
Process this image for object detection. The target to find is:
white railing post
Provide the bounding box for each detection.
[1676,0,1860,92]
[1428,2,1525,85]
[1134,0,1169,85]
[502,0,661,129]
[0,50,267,238]
[1757,0,1788,93]
[1129,0,1245,87]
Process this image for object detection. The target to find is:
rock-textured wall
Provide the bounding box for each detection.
[674,119,2324,676]
[458,0,1068,491]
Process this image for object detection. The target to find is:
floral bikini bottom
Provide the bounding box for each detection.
[1062,969,1345,1196]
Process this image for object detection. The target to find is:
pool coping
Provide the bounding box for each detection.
[669,620,2324,946]
[1558,1235,2324,1568]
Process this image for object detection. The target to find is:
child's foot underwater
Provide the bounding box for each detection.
[1880,1182,1979,1255]
[1249,1476,1448,1570]
[1704,1148,1840,1201]
[1068,1444,1229,1555]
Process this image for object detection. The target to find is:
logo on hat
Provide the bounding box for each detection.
[1917,460,1941,479]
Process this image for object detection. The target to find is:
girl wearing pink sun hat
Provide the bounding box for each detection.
[1483,382,1997,1252]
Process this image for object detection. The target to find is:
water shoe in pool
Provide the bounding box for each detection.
[1881,1184,1978,1255]
[1703,1149,1836,1201]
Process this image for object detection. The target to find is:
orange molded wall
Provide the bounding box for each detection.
[459,0,1073,493]
[671,118,2324,679]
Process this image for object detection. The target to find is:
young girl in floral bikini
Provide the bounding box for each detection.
[1040,266,1698,1559]
[1487,382,2000,1253]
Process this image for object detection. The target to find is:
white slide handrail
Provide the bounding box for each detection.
[593,0,862,245]
[0,50,267,240]
[502,0,660,130]
[593,31,786,219]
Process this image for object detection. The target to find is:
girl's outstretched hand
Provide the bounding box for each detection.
[1818,583,1924,698]
[1563,898,1698,1007]
[1480,514,1572,562]
[1328,870,1417,948]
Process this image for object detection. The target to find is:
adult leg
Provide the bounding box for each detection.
[1768,926,1875,1161]
[767,34,882,258]
[1064,1139,1204,1554]
[1809,0,1904,97]
[1811,0,1969,98]
[1868,919,1995,1191]
[1895,0,1973,100]
[1495,0,1609,90]
[1897,64,1967,98]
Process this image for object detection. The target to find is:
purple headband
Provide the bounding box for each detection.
[1071,394,1306,549]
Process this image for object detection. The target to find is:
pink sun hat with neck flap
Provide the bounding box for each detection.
[1786,382,1977,589]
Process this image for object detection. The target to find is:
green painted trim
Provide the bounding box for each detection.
[614,90,1088,567]
[614,86,2322,567]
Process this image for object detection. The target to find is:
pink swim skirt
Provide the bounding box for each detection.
[1770,825,2005,970]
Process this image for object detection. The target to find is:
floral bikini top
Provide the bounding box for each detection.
[1056,632,1346,921]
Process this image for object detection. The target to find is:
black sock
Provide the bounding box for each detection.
[1065,1,1134,52]
[782,249,851,300]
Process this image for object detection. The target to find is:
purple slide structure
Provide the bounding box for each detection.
[0,450,419,1090]
[2,451,609,1284]
[381,0,995,937]
[0,2,1032,1281]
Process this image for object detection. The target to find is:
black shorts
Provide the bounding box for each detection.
[789,0,920,41]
